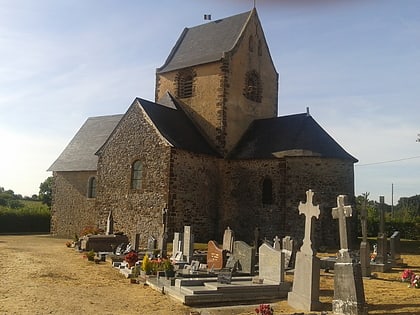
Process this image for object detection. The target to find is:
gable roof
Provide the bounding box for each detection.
[157,10,252,73]
[229,113,358,162]
[47,114,123,172]
[136,96,220,156]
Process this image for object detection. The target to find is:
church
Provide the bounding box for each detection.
[48,9,357,248]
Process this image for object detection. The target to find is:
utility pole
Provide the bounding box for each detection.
[391,183,394,218]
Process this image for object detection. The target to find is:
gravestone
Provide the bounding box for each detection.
[80,234,129,252]
[254,227,260,250]
[134,233,140,252]
[147,236,157,251]
[233,241,256,275]
[288,189,321,311]
[359,198,371,277]
[332,195,367,315]
[207,240,226,270]
[375,196,387,264]
[259,243,285,284]
[106,210,114,235]
[273,236,281,251]
[371,196,391,272]
[173,232,183,253]
[222,226,235,253]
[183,226,194,263]
[225,256,238,271]
[282,236,295,269]
[390,231,405,266]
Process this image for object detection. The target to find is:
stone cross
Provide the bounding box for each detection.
[298,190,320,255]
[332,195,352,252]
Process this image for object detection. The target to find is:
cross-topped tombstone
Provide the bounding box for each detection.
[332,195,367,315]
[288,189,321,311]
[299,189,320,255]
[332,195,352,261]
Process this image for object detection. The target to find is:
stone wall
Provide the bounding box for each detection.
[218,159,286,244]
[168,149,221,242]
[50,171,97,238]
[284,156,356,248]
[95,100,171,247]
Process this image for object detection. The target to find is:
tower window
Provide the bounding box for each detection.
[131,160,143,190]
[177,71,194,98]
[262,178,273,205]
[244,70,262,103]
[87,177,97,198]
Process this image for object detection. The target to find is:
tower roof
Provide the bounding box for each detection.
[157,10,253,73]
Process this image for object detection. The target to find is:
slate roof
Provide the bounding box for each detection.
[229,113,358,162]
[136,96,220,156]
[47,114,123,171]
[157,10,252,73]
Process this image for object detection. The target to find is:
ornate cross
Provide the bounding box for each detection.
[298,189,320,255]
[332,195,352,251]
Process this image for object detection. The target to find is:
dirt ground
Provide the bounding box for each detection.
[0,235,419,315]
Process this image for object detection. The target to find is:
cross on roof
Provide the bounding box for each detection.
[332,195,352,252]
[298,189,320,255]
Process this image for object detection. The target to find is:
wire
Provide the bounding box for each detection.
[356,155,420,167]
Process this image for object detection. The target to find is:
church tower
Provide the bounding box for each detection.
[155,9,278,156]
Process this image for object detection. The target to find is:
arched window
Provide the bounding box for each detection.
[131,160,143,190]
[244,70,262,103]
[87,177,97,198]
[177,72,194,98]
[262,178,273,205]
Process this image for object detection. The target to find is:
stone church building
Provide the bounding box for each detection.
[48,9,357,248]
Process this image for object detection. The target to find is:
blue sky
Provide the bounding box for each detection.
[0,0,419,204]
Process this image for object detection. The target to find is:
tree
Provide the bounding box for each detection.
[39,177,53,208]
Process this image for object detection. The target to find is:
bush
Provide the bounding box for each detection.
[0,203,50,233]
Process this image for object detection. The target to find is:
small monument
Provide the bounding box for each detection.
[233,241,255,275]
[207,240,226,270]
[390,231,405,267]
[282,235,295,269]
[273,236,281,251]
[331,195,367,315]
[183,225,194,263]
[106,210,114,235]
[259,243,285,284]
[288,189,321,311]
[222,226,235,253]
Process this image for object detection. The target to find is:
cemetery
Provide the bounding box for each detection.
[56,190,419,314]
